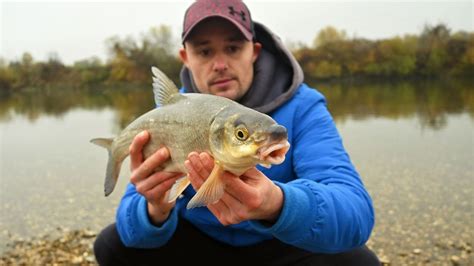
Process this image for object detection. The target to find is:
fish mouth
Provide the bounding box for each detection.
[256,140,291,166]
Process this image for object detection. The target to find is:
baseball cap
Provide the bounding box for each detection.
[182,0,255,43]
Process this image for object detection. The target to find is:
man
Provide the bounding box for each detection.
[94,0,380,265]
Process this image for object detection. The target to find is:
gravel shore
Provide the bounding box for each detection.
[1,228,97,265]
[1,227,472,265]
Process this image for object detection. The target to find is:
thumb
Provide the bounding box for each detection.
[242,167,263,180]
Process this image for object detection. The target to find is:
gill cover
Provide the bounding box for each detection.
[208,107,230,163]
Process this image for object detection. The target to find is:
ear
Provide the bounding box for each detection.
[179,47,189,67]
[252,42,262,63]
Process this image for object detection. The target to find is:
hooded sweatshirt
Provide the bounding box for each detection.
[115,22,375,253]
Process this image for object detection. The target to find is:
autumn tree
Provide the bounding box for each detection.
[416,24,450,76]
[106,25,181,84]
[313,26,347,48]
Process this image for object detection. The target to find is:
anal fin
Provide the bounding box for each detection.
[167,176,190,202]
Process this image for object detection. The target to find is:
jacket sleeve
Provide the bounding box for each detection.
[249,92,375,253]
[115,183,179,248]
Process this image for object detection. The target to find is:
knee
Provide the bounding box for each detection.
[353,245,381,266]
[93,224,120,265]
[328,245,380,266]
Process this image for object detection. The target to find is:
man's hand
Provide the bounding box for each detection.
[184,152,284,226]
[129,131,182,225]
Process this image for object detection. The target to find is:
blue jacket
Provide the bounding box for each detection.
[115,83,375,253]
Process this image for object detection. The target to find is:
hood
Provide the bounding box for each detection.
[180,22,304,114]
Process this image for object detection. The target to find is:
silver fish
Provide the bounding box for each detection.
[91,66,290,209]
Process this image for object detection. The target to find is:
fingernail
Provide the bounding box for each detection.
[159,148,168,157]
[199,153,207,160]
[184,160,191,170]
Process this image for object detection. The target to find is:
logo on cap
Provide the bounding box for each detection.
[228,6,246,22]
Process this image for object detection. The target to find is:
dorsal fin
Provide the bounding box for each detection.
[151,66,180,106]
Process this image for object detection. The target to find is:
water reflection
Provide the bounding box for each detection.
[314,79,473,130]
[0,79,472,130]
[0,86,156,131]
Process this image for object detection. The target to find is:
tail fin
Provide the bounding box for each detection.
[90,138,122,196]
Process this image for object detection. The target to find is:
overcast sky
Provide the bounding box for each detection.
[1,0,472,64]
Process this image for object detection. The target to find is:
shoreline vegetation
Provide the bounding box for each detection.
[0,24,473,93]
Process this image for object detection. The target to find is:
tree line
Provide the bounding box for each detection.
[295,24,473,80]
[0,23,472,92]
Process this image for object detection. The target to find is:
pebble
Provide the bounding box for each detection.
[450,255,460,265]
[379,255,391,265]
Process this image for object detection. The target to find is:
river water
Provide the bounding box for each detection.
[0,80,472,264]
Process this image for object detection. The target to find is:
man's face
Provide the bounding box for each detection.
[179,18,261,101]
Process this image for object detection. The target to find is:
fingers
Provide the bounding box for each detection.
[184,162,202,191]
[189,152,213,177]
[135,171,179,195]
[208,200,231,225]
[216,169,270,215]
[241,167,262,180]
[185,152,214,190]
[208,193,247,226]
[130,146,170,184]
[130,131,150,171]
[221,168,261,200]
[199,152,214,171]
[218,172,251,199]
[140,173,180,201]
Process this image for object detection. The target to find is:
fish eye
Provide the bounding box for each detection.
[235,127,249,141]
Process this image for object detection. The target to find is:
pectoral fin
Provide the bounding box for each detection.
[167,176,190,203]
[186,163,225,209]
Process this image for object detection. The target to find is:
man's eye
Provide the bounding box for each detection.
[199,49,210,56]
[227,46,240,53]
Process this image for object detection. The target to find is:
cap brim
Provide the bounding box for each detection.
[182,15,253,43]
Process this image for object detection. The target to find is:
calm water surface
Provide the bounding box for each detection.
[0,80,472,264]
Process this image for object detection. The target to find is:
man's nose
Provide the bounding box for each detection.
[212,55,228,72]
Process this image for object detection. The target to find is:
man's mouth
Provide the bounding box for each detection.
[210,78,235,88]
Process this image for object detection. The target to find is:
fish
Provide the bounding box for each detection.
[90,66,290,209]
